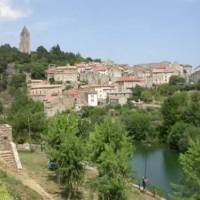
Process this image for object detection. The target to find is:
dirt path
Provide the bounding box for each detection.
[17,171,54,200]
[0,160,54,200]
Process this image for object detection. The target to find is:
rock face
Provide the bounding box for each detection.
[19,26,30,54]
[0,124,22,172]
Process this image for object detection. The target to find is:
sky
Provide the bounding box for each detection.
[0,0,199,67]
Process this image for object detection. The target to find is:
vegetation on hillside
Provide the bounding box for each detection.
[0,44,100,93]
[1,45,200,199]
[0,170,42,200]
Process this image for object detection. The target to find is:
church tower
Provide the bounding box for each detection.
[19,26,30,54]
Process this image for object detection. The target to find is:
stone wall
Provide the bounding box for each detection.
[0,124,22,171]
[0,124,12,151]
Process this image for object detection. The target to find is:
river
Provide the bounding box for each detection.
[130,144,182,199]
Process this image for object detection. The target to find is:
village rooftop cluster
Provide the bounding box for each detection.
[27,61,194,117]
[18,26,198,117]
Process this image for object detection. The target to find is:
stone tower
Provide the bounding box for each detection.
[19,26,30,54]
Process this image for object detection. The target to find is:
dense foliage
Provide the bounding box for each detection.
[172,140,200,200]
[89,117,133,199]
[0,44,100,92]
[45,113,84,198]
[161,91,200,152]
[7,91,46,143]
[1,43,200,199]
[180,140,200,199]
[0,43,100,143]
[45,114,84,194]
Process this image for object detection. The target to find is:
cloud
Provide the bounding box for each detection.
[0,0,30,21]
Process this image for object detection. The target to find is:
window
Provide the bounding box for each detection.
[91,95,94,102]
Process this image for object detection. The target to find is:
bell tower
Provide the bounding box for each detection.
[19,26,30,54]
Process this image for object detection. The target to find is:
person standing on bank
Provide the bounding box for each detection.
[142,176,148,191]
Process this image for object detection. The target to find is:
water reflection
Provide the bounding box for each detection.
[130,144,182,198]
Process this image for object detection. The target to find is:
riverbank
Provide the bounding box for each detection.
[19,150,162,200]
[132,183,166,200]
[131,143,182,198]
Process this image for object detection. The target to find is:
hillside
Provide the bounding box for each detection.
[0,169,43,200]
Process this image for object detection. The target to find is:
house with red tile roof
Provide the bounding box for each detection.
[115,76,145,93]
[152,67,177,85]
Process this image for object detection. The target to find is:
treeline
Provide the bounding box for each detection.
[0,44,101,92]
[160,91,200,199]
[161,91,200,152]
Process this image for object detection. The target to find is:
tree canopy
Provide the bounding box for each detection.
[175,140,200,199]
[89,117,133,199]
[45,113,84,197]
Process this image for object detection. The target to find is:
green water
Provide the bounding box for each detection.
[130,144,182,199]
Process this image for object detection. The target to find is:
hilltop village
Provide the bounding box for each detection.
[17,26,197,117]
[27,61,192,117]
[0,24,200,200]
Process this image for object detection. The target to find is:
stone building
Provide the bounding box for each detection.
[87,91,98,107]
[43,96,66,117]
[152,67,177,86]
[47,66,78,83]
[27,79,65,116]
[191,66,200,83]
[115,76,145,93]
[19,26,30,54]
[28,84,63,102]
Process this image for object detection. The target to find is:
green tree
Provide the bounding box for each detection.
[45,113,84,198]
[161,92,188,136]
[81,106,108,126]
[183,92,200,127]
[121,112,153,141]
[131,85,144,101]
[169,75,185,86]
[8,91,46,143]
[31,64,47,79]
[36,46,48,59]
[177,140,200,199]
[95,175,127,200]
[167,121,200,152]
[141,90,153,103]
[9,73,26,90]
[158,83,177,96]
[49,77,55,84]
[89,117,133,199]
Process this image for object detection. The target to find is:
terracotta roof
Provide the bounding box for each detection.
[116,76,144,82]
[95,85,114,88]
[80,84,114,89]
[95,66,107,72]
[109,95,120,100]
[152,68,175,73]
[47,67,77,74]
[67,88,80,96]
[30,84,62,89]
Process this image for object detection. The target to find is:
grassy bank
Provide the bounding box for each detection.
[19,151,157,200]
[0,169,42,200]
